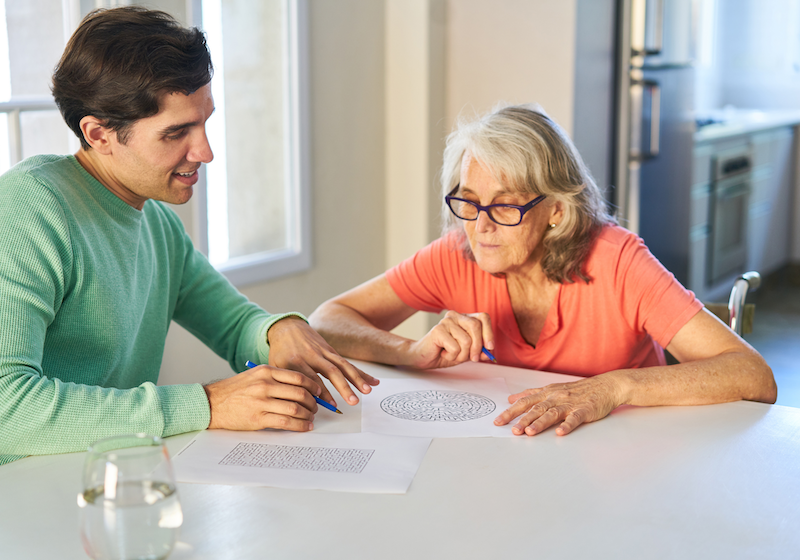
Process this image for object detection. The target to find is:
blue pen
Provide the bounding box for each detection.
[481,347,498,363]
[244,360,343,414]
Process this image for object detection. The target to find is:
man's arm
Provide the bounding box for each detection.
[164,207,377,407]
[265,316,379,406]
[203,362,319,431]
[0,171,213,464]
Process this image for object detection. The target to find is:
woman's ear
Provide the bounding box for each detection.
[549,200,565,227]
[78,116,114,155]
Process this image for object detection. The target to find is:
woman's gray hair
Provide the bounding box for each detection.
[440,103,615,284]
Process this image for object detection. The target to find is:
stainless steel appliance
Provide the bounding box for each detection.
[613,0,696,284]
[708,149,752,284]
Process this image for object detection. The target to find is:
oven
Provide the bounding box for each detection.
[708,148,752,285]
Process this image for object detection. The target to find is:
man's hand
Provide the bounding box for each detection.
[493,373,627,436]
[406,311,495,370]
[203,364,320,431]
[266,316,380,406]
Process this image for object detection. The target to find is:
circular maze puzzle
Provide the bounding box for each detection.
[380,390,496,422]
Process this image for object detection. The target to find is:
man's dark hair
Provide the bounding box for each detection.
[52,6,213,150]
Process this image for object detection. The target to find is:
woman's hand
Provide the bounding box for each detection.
[406,310,495,370]
[267,316,380,406]
[493,373,627,436]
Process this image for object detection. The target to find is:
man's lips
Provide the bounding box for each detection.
[173,168,198,177]
[172,168,199,185]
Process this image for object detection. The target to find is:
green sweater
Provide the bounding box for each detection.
[0,155,298,465]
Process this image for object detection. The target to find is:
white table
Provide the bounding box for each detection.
[2,360,799,559]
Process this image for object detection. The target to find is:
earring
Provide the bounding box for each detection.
[549,223,556,229]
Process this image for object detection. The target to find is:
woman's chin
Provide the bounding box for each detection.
[473,255,508,275]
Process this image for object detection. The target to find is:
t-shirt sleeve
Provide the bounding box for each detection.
[614,232,703,348]
[385,236,462,314]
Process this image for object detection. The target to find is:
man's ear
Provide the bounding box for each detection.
[78,116,114,155]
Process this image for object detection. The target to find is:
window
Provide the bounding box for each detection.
[0,0,77,171]
[196,0,311,286]
[0,0,310,287]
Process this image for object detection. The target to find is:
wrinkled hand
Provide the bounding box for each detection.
[204,364,320,431]
[493,374,626,436]
[407,311,495,370]
[267,316,379,406]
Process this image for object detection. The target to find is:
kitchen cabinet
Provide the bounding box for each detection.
[690,125,796,301]
[688,143,713,299]
[748,127,794,275]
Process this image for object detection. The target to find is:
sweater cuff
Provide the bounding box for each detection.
[256,312,308,364]
[156,383,211,437]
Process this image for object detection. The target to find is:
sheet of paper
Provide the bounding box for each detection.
[171,430,431,494]
[361,376,515,438]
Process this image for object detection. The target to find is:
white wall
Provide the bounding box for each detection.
[445,0,577,135]
[384,0,446,339]
[701,0,800,111]
[160,0,387,385]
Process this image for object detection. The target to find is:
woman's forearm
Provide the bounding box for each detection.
[309,302,416,366]
[612,349,777,408]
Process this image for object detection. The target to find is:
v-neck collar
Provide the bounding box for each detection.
[497,274,562,350]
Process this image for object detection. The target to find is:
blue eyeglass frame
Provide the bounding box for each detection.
[444,184,547,226]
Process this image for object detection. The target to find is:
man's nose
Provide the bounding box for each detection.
[189,130,214,164]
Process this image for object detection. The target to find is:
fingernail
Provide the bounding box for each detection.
[525,426,536,435]
[348,395,358,404]
[308,423,314,431]
[362,383,371,392]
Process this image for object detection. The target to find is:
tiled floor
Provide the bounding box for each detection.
[742,269,800,408]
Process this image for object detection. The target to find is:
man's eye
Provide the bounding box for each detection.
[165,130,188,140]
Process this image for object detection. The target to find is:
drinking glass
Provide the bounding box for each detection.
[78,434,183,560]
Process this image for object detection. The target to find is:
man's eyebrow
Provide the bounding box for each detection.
[158,122,198,136]
[158,108,215,136]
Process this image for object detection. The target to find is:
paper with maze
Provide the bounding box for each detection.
[362,377,514,438]
[173,430,431,494]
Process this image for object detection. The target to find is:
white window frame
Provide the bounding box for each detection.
[190,0,312,287]
[0,99,61,166]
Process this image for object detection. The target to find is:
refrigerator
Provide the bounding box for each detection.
[613,0,697,284]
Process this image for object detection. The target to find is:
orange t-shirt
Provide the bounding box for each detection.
[385,225,703,376]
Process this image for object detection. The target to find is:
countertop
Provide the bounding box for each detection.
[694,108,800,143]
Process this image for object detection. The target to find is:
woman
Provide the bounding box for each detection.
[309,104,777,436]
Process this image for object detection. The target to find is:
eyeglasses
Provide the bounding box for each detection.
[445,185,546,226]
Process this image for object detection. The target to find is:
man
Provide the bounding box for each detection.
[0,7,377,465]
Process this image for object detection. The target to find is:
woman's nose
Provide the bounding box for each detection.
[475,209,495,232]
